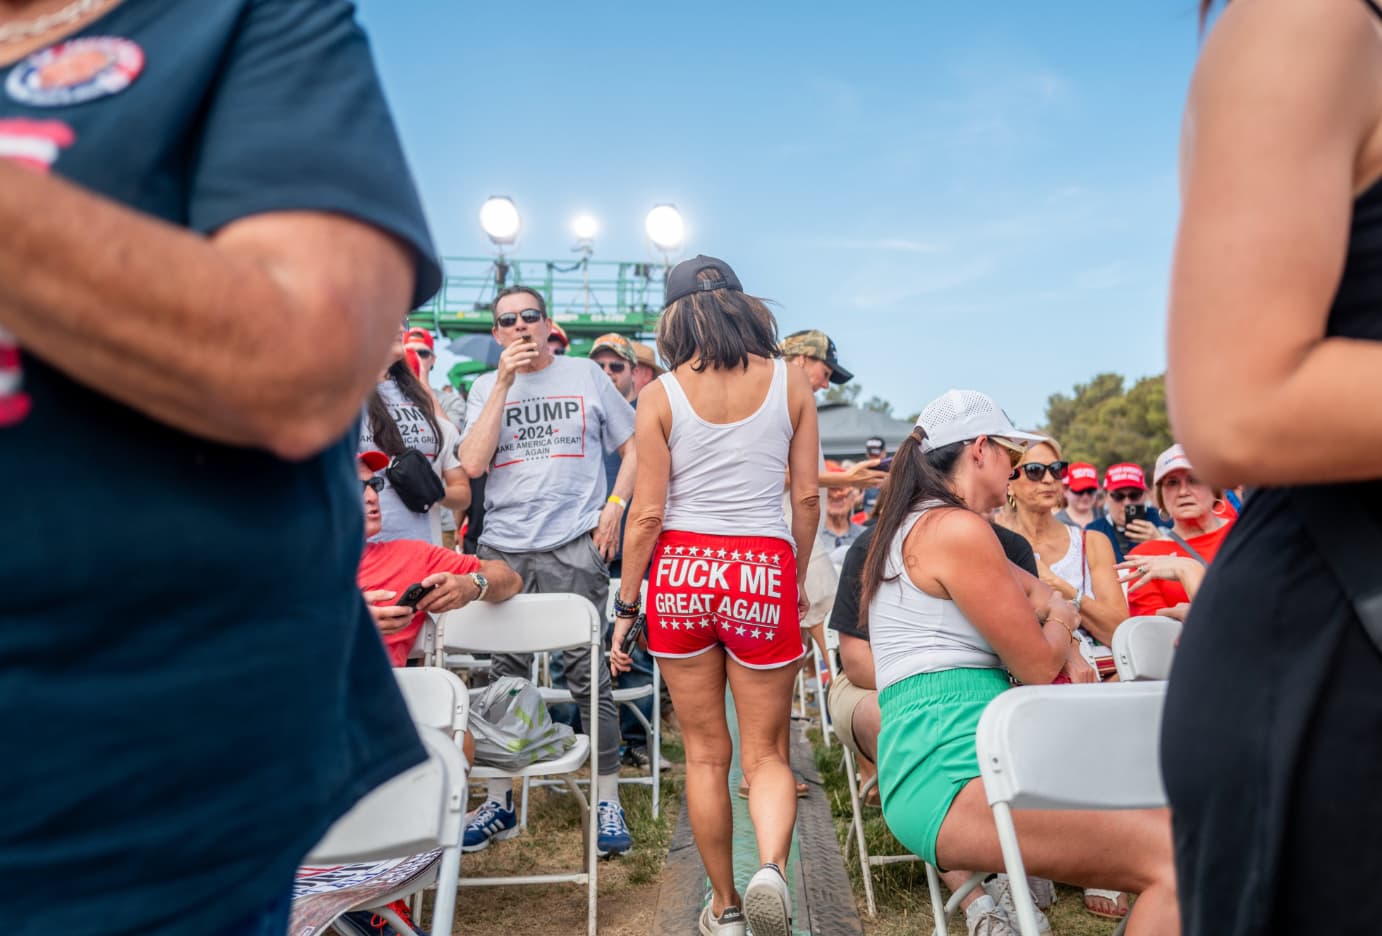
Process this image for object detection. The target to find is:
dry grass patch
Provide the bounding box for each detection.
[450,734,684,935]
[811,730,1120,936]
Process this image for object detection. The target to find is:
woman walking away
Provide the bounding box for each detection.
[865,390,1179,936]
[1164,2,1382,932]
[611,256,820,936]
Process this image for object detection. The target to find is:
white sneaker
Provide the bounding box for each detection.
[965,894,1019,936]
[984,875,1052,933]
[698,903,747,936]
[743,863,792,936]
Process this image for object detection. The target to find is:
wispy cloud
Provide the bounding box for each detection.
[810,237,940,254]
[1074,262,1126,291]
[846,258,997,310]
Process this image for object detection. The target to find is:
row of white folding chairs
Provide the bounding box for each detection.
[301,668,471,936]
[526,579,663,820]
[840,615,1181,936]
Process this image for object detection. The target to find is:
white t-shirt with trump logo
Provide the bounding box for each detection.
[463,355,636,552]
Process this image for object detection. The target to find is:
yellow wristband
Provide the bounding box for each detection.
[607,495,626,509]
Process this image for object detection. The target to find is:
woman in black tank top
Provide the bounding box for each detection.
[1165,2,1382,933]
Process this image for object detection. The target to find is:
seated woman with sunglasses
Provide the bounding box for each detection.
[1005,439,1129,667]
[1122,444,1234,620]
[865,390,1178,936]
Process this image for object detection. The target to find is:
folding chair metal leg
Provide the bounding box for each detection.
[1112,917,1130,936]
[520,775,530,830]
[814,645,832,748]
[991,802,1043,936]
[924,863,948,936]
[586,645,599,936]
[795,668,807,718]
[842,747,877,917]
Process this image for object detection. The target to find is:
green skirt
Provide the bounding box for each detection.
[876,667,1010,865]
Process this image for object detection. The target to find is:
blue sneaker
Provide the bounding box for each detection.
[595,800,633,857]
[462,794,518,853]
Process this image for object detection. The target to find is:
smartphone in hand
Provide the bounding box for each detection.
[398,582,438,609]
[619,614,647,655]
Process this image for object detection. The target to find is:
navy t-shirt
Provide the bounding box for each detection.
[0,2,441,932]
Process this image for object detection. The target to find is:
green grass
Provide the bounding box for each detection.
[809,728,1119,936]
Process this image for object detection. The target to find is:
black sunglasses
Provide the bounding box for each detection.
[361,477,385,493]
[1011,460,1069,483]
[413,348,433,360]
[598,360,627,374]
[495,308,545,328]
[1108,489,1145,503]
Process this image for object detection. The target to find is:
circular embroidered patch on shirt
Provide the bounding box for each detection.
[5,37,144,107]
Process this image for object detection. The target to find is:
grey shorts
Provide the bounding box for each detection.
[827,670,875,758]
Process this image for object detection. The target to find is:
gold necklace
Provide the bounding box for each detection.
[0,0,106,45]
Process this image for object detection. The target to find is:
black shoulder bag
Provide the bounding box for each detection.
[385,448,446,513]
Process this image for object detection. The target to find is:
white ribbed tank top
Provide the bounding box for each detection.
[660,359,795,545]
[870,503,1004,690]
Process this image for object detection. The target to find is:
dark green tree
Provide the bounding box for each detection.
[822,383,861,405]
[863,395,894,417]
[1042,373,1172,472]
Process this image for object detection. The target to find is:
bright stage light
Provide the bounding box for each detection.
[571,214,599,242]
[645,204,684,254]
[479,196,520,246]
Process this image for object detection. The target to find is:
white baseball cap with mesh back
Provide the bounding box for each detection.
[915,389,1048,452]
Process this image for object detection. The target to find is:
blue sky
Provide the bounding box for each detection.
[356,1,1204,427]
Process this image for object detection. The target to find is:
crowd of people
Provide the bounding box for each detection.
[12,1,1382,935]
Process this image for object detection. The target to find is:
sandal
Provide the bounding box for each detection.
[1083,888,1129,921]
[738,777,809,799]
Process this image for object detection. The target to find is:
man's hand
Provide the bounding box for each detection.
[593,503,623,561]
[1126,518,1163,543]
[363,589,414,633]
[797,575,811,618]
[495,338,540,388]
[415,572,478,615]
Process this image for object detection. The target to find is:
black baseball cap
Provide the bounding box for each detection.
[664,255,743,306]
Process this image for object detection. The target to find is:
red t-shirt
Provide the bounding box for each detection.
[1126,520,1234,617]
[357,540,481,666]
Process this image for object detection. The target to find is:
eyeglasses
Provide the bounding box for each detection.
[986,438,1025,472]
[361,477,385,493]
[1108,489,1145,503]
[550,344,567,355]
[1071,487,1097,497]
[1013,461,1069,483]
[598,360,627,374]
[413,349,433,360]
[495,308,545,328]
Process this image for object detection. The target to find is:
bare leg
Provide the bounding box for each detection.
[726,656,800,869]
[658,650,739,915]
[935,780,1178,936]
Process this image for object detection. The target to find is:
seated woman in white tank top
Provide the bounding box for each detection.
[608,255,821,936]
[862,390,1180,935]
[1004,437,1128,681]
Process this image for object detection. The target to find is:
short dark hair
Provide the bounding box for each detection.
[492,286,547,320]
[655,268,780,373]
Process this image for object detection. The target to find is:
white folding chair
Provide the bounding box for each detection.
[436,593,602,936]
[975,682,1169,936]
[1112,615,1182,682]
[301,726,466,936]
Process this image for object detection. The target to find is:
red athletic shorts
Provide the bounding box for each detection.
[646,530,804,669]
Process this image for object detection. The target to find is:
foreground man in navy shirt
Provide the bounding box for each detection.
[0,2,442,933]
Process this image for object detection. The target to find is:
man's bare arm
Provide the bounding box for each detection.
[0,162,415,459]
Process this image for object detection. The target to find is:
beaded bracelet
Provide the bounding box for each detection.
[613,594,642,618]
